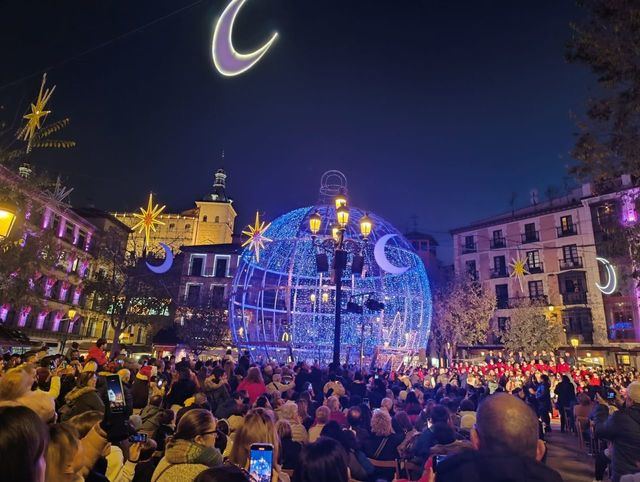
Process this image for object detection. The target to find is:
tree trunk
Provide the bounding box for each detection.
[110,324,122,357]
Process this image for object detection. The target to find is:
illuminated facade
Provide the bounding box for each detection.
[452,174,640,366]
[113,169,236,257]
[229,205,432,364]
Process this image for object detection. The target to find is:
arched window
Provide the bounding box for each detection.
[203,216,208,222]
[215,216,220,223]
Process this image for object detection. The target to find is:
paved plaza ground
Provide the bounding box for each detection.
[546,421,594,482]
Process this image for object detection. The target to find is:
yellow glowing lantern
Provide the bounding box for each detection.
[322,292,329,303]
[309,211,322,235]
[334,195,347,210]
[0,204,17,239]
[359,213,373,238]
[336,205,349,227]
[67,309,77,319]
[570,338,579,348]
[331,225,340,242]
[310,293,317,303]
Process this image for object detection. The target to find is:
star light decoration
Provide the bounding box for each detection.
[242,211,272,263]
[509,256,530,291]
[132,193,166,250]
[20,74,56,152]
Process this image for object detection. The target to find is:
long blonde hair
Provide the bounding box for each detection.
[229,408,279,468]
[46,423,80,482]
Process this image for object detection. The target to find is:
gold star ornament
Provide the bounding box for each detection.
[242,211,272,263]
[21,74,56,151]
[509,256,530,291]
[132,193,166,249]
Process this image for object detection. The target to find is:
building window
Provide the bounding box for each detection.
[411,241,419,250]
[609,309,635,341]
[211,285,225,308]
[491,229,505,249]
[465,260,477,280]
[497,317,509,332]
[559,215,576,236]
[214,256,229,278]
[64,222,75,243]
[492,256,506,277]
[215,216,220,223]
[562,245,578,261]
[495,284,509,309]
[522,223,539,243]
[528,280,544,300]
[203,215,208,222]
[185,284,202,305]
[77,231,87,249]
[526,250,543,273]
[189,256,205,276]
[463,235,476,253]
[51,214,61,232]
[169,223,176,230]
[185,224,191,230]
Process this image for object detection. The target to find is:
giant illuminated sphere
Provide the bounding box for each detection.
[229,205,432,363]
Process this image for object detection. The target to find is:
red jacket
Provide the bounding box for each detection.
[87,346,108,367]
[237,379,267,404]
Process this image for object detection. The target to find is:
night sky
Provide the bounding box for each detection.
[0,1,591,263]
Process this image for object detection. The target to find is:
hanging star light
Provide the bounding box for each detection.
[20,74,56,151]
[132,193,166,250]
[242,211,272,262]
[509,256,530,291]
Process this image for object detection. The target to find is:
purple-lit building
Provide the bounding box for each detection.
[452,174,640,367]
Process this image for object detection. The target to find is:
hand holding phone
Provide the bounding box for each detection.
[129,433,148,443]
[249,443,273,482]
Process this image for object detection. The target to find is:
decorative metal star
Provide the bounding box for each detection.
[509,256,529,291]
[20,74,56,151]
[132,193,166,249]
[242,211,272,263]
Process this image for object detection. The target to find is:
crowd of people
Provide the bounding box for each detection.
[0,340,639,482]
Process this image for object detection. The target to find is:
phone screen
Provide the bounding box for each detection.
[433,454,448,472]
[105,374,126,414]
[249,443,273,482]
[129,433,148,443]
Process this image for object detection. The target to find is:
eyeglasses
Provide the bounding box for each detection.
[200,430,217,438]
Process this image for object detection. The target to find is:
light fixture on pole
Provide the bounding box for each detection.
[309,197,373,367]
[0,203,18,240]
[570,337,579,360]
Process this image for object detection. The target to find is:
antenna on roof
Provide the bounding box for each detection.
[530,189,539,206]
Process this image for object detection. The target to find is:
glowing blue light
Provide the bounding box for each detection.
[229,206,432,362]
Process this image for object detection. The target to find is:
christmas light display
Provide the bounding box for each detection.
[229,205,432,362]
[596,257,617,295]
[509,256,529,291]
[20,74,55,151]
[132,193,166,250]
[242,211,272,263]
[212,0,279,77]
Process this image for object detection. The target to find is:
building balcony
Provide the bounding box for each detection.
[562,292,588,305]
[556,224,578,237]
[496,297,509,309]
[490,268,508,279]
[508,295,548,308]
[461,243,477,254]
[521,231,540,244]
[559,257,583,270]
[527,262,544,274]
[490,238,506,249]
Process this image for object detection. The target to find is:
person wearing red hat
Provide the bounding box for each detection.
[132,365,153,411]
[87,338,108,368]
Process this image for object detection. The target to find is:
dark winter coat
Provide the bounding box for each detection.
[436,450,564,482]
[596,404,640,482]
[60,386,105,421]
[554,380,576,408]
[132,378,150,409]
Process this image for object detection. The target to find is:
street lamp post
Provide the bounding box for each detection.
[60,309,77,353]
[309,199,372,367]
[570,337,579,362]
[0,203,18,240]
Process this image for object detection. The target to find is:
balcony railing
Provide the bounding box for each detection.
[461,242,477,254]
[508,295,549,308]
[562,292,588,305]
[521,231,540,244]
[559,257,583,270]
[527,262,544,274]
[490,267,508,279]
[496,297,509,309]
[556,224,578,237]
[490,237,506,249]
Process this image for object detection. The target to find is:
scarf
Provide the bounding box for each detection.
[165,439,221,467]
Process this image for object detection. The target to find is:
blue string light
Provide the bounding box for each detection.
[229,205,432,361]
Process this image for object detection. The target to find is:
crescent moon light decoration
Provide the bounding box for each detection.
[146,243,174,274]
[595,257,617,295]
[212,0,279,77]
[374,234,410,275]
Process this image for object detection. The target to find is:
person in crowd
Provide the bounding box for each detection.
[595,382,640,482]
[554,374,576,433]
[309,405,331,443]
[276,419,303,471]
[346,405,369,442]
[323,373,346,398]
[364,409,403,480]
[0,405,49,482]
[87,339,108,368]
[0,363,57,422]
[140,395,164,434]
[237,366,267,404]
[395,410,419,458]
[60,371,105,421]
[457,398,477,432]
[177,393,210,425]
[153,409,176,453]
[117,368,134,417]
[278,400,309,444]
[229,407,290,481]
[151,408,223,481]
[292,437,350,482]
[165,368,197,411]
[194,464,252,482]
[435,393,563,482]
[326,395,347,427]
[536,373,553,433]
[320,420,372,481]
[132,366,153,412]
[413,404,456,464]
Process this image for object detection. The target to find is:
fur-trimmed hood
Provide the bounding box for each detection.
[65,386,97,403]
